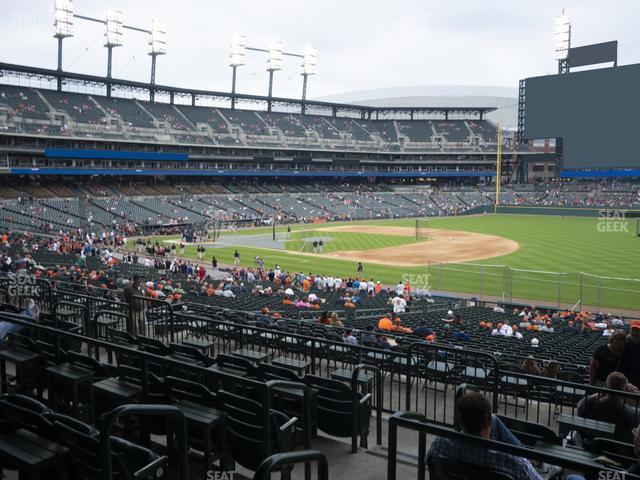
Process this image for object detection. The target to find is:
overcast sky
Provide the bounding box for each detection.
[2,0,639,100]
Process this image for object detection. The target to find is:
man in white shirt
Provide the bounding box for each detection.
[391,295,407,314]
[499,323,514,337]
[334,277,343,290]
[395,282,404,296]
[223,289,235,298]
[326,277,335,291]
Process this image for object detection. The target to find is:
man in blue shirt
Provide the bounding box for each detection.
[454,325,470,341]
[428,392,543,480]
[413,321,433,338]
[0,299,38,343]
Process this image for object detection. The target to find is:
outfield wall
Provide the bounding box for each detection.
[467,205,640,217]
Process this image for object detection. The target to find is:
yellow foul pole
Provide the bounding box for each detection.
[494,122,502,214]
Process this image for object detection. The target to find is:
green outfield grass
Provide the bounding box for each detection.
[131,214,640,311]
[284,230,422,253]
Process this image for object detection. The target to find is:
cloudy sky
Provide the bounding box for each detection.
[1,0,639,100]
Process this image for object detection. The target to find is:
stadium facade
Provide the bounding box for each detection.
[0,62,531,183]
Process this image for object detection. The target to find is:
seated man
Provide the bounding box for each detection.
[0,298,38,343]
[342,329,358,346]
[413,320,433,338]
[427,392,544,480]
[378,314,393,331]
[578,371,640,444]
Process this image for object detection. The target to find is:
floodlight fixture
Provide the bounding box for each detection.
[230,34,246,67]
[105,9,123,47]
[53,0,74,38]
[302,46,317,76]
[267,41,283,71]
[229,34,246,109]
[554,11,571,60]
[150,20,167,55]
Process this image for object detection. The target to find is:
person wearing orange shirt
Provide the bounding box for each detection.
[374,281,383,295]
[378,314,393,331]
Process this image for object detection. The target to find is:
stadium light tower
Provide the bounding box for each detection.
[230,34,246,109]
[53,0,73,90]
[104,8,123,97]
[555,9,571,74]
[149,20,167,101]
[266,41,283,112]
[301,46,317,114]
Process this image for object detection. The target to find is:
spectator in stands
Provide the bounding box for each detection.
[413,320,433,338]
[626,428,640,477]
[361,326,377,345]
[0,299,38,343]
[622,321,640,388]
[454,325,470,342]
[578,371,640,444]
[390,294,407,314]
[256,307,275,327]
[343,329,358,346]
[521,356,542,376]
[562,320,578,335]
[589,330,627,386]
[1,253,11,272]
[542,361,560,378]
[374,334,392,350]
[378,314,393,331]
[123,275,146,336]
[427,392,544,480]
[392,317,412,334]
[330,312,343,327]
[318,311,330,325]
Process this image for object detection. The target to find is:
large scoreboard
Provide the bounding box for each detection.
[523,62,640,169]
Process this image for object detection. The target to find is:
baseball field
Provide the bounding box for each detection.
[134,214,640,311]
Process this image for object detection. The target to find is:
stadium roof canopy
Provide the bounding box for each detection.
[317,85,518,129]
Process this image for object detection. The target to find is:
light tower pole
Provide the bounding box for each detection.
[104,9,123,98]
[301,46,317,114]
[266,41,283,112]
[230,34,246,109]
[554,10,571,178]
[53,0,74,91]
[149,20,167,102]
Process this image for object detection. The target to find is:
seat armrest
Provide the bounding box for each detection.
[279,416,299,432]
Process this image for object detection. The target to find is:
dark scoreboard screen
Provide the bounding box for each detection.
[523,63,640,169]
